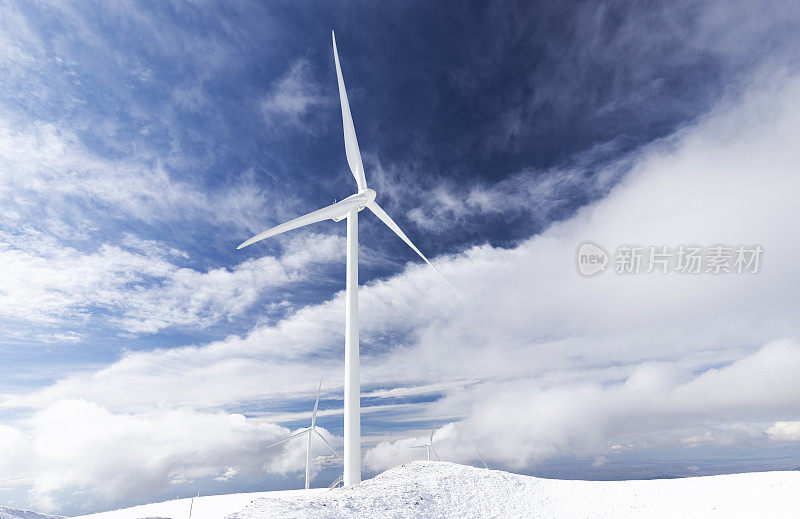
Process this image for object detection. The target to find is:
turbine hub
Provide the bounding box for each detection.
[358,188,376,206]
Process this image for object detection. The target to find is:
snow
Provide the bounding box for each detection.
[71,490,318,519]
[231,461,800,519]
[38,461,800,518]
[0,507,61,519]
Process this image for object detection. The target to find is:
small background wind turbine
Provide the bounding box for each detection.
[265,378,340,489]
[411,419,440,461]
[239,31,457,486]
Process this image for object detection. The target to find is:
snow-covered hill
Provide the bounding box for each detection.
[33,461,799,519]
[72,490,315,519]
[230,461,800,518]
[0,506,60,519]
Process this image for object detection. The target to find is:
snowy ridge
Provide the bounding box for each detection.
[14,461,795,519]
[71,491,315,519]
[231,461,800,519]
[0,506,60,519]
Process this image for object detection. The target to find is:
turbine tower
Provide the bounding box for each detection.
[411,419,440,461]
[238,31,457,486]
[265,377,341,489]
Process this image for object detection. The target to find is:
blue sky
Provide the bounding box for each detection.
[2,0,800,514]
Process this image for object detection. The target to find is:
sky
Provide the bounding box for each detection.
[1,0,800,514]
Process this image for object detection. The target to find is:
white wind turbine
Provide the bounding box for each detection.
[265,378,341,490]
[411,419,441,461]
[238,31,457,487]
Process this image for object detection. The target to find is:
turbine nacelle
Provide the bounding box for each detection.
[238,186,459,294]
[360,188,377,206]
[332,189,376,222]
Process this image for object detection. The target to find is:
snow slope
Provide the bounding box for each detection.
[59,461,800,518]
[72,490,318,519]
[0,507,60,519]
[232,461,800,519]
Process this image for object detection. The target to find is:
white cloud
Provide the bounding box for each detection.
[7,66,800,411]
[0,117,279,232]
[0,399,343,511]
[0,226,343,334]
[366,339,800,471]
[370,143,629,234]
[261,59,325,130]
[4,31,800,513]
[767,421,800,442]
[213,466,240,482]
[0,69,343,337]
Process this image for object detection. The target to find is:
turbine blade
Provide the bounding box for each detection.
[431,446,441,461]
[314,429,342,460]
[311,376,323,428]
[237,194,366,249]
[265,428,310,450]
[475,447,489,469]
[367,201,460,295]
[332,31,367,190]
[410,445,427,449]
[430,419,437,443]
[328,473,343,489]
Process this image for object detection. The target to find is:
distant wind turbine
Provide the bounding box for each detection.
[265,377,341,490]
[411,419,440,461]
[238,31,458,486]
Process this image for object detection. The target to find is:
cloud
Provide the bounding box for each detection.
[0,117,279,233]
[466,0,800,155]
[3,3,800,511]
[0,42,352,338]
[0,0,315,269]
[0,399,343,511]
[2,62,798,412]
[213,467,239,482]
[0,228,343,334]
[0,400,281,510]
[766,421,800,442]
[370,143,630,235]
[261,59,325,130]
[366,339,800,471]
[7,65,800,413]
[107,233,345,334]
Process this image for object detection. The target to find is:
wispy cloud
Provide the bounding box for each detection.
[366,138,632,236]
[4,66,800,508]
[0,227,343,334]
[0,117,281,234]
[261,59,326,131]
[2,0,800,513]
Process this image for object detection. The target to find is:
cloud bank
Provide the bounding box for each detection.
[3,0,800,514]
[3,60,800,510]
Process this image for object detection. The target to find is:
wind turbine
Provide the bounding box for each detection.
[265,377,341,489]
[238,31,457,486]
[411,419,440,461]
